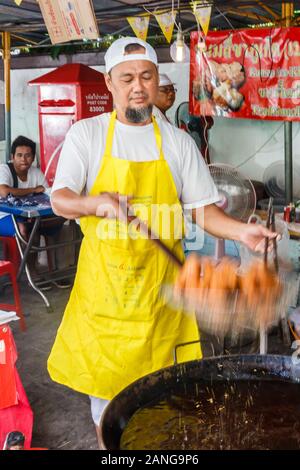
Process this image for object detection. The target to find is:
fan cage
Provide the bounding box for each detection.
[209,163,256,222]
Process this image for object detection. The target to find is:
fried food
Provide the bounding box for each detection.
[173,253,202,304]
[239,262,281,303]
[174,253,201,291]
[200,258,214,288]
[239,261,282,329]
[174,255,282,335]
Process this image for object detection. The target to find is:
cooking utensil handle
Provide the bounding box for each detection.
[264,197,273,266]
[173,339,215,364]
[127,214,183,268]
[271,210,279,273]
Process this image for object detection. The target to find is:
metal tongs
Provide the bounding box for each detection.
[264,197,279,274]
[261,197,279,354]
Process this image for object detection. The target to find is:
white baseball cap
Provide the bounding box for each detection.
[159,73,176,87]
[104,37,158,73]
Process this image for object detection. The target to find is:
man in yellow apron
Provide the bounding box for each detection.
[48,37,278,443]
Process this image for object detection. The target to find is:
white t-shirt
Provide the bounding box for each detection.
[152,105,168,122]
[0,164,48,189]
[52,112,219,210]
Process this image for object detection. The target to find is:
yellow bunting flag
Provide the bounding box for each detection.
[127,15,150,41]
[14,0,23,5]
[155,11,176,43]
[191,1,212,36]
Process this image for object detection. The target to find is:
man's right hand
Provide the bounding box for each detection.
[95,192,131,221]
[50,188,132,220]
[34,185,46,194]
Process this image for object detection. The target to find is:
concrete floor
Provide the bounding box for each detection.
[3,274,294,450]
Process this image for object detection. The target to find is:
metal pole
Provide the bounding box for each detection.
[284,120,293,204]
[283,2,294,204]
[2,32,11,162]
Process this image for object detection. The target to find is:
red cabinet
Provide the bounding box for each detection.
[29,64,113,185]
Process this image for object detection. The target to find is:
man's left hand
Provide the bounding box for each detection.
[239,223,280,253]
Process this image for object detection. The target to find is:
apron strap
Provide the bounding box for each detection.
[103,110,117,158]
[152,115,164,161]
[104,111,164,161]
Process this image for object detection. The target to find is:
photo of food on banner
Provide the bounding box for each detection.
[192,50,246,116]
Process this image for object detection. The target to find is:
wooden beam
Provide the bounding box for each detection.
[226,9,271,23]
[254,1,281,20]
[0,5,41,19]
[282,1,294,26]
[11,33,39,45]
[232,5,256,9]
[2,32,10,112]
[2,31,11,161]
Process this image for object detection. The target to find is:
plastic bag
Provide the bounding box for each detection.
[239,214,290,273]
[0,326,33,450]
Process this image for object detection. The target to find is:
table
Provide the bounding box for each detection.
[256,209,300,239]
[0,194,82,311]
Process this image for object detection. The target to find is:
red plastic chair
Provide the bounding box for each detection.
[0,261,26,331]
[0,237,20,271]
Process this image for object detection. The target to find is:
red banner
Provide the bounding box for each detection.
[189,27,300,121]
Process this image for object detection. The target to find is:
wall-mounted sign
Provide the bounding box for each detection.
[190,27,300,121]
[38,0,99,45]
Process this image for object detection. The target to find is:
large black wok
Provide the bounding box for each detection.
[99,354,300,450]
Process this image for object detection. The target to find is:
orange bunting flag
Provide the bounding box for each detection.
[191,1,212,36]
[127,15,150,41]
[155,11,176,43]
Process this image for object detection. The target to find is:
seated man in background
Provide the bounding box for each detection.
[0,135,70,289]
[0,135,47,199]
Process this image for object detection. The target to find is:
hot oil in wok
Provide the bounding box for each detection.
[120,380,300,450]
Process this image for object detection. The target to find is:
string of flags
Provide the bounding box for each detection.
[127,15,150,42]
[16,0,212,45]
[190,1,212,36]
[127,2,212,42]
[127,11,178,43]
[154,11,177,43]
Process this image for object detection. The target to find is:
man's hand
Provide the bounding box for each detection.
[34,185,46,194]
[51,188,132,220]
[95,192,131,221]
[239,223,280,253]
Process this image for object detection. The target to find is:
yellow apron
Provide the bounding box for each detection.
[48,111,201,399]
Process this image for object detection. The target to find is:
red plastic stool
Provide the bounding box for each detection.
[0,236,20,271]
[0,260,26,331]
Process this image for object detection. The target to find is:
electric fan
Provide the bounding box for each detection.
[209,163,257,259]
[175,101,214,163]
[175,101,204,152]
[262,161,300,209]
